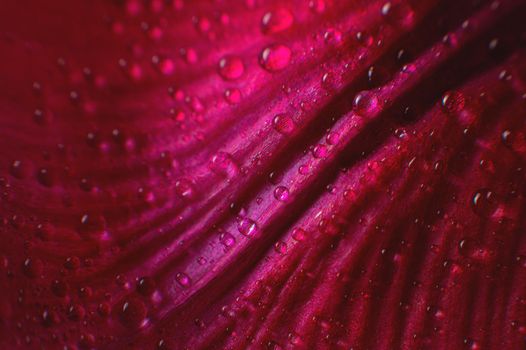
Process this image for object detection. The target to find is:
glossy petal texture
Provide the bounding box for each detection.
[1,0,526,349]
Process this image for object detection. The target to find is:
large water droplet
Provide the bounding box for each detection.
[260,44,291,72]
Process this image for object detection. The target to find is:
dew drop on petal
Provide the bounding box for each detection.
[175,179,194,199]
[441,91,465,114]
[292,227,307,241]
[137,276,156,296]
[260,44,291,72]
[224,88,241,104]
[209,152,238,178]
[273,114,295,135]
[176,272,191,287]
[261,8,293,34]
[274,186,290,201]
[36,168,54,187]
[10,160,29,179]
[324,28,342,45]
[238,217,258,237]
[381,1,414,27]
[218,56,244,80]
[274,241,287,254]
[22,257,43,278]
[471,188,497,217]
[220,232,236,247]
[119,298,147,328]
[353,90,379,116]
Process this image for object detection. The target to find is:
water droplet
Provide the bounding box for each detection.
[260,44,291,72]
[137,276,156,296]
[274,241,287,254]
[326,132,340,145]
[10,160,29,179]
[471,189,497,217]
[209,152,238,178]
[261,8,293,34]
[441,91,465,114]
[381,2,414,27]
[68,304,86,320]
[36,168,54,187]
[51,279,68,297]
[175,179,194,199]
[309,0,326,13]
[292,227,306,241]
[22,257,43,278]
[158,58,175,76]
[64,256,80,270]
[312,144,328,158]
[220,232,236,247]
[218,56,244,80]
[502,129,526,154]
[176,272,191,287]
[273,114,295,134]
[324,28,342,45]
[224,88,241,104]
[274,186,290,201]
[119,298,146,328]
[353,90,379,116]
[238,217,258,237]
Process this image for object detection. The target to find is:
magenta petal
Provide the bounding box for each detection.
[1,0,526,349]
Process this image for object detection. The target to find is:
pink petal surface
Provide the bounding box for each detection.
[0,0,526,349]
